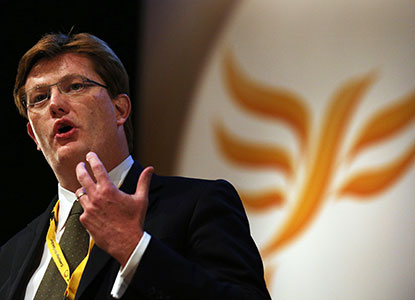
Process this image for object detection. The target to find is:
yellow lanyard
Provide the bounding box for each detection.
[46,201,94,300]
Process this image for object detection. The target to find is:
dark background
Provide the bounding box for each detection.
[0,0,141,245]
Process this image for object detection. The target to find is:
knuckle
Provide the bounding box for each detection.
[98,184,113,198]
[77,171,89,183]
[79,212,88,225]
[90,163,103,175]
[101,184,111,194]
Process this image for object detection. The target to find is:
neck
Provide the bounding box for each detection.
[53,148,130,193]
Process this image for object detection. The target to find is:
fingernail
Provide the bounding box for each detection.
[86,152,94,161]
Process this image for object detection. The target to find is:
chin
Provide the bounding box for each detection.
[52,142,90,165]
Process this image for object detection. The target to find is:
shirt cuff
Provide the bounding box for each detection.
[110,231,151,299]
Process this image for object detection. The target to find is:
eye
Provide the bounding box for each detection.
[30,92,49,105]
[60,77,85,94]
[69,82,84,91]
[62,82,85,94]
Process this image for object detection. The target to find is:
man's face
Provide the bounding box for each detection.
[25,53,122,172]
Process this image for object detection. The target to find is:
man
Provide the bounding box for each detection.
[0,32,271,300]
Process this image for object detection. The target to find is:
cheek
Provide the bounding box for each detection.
[82,96,117,130]
[95,93,117,119]
[29,117,49,145]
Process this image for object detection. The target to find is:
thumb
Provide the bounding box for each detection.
[134,166,154,201]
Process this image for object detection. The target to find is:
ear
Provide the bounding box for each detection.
[27,122,41,151]
[112,94,131,126]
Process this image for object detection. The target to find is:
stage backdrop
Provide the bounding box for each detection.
[173,0,414,299]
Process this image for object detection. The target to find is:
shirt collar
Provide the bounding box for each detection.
[57,155,134,232]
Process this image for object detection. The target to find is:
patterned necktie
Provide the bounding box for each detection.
[34,201,90,300]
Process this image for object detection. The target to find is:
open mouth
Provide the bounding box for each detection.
[58,125,73,134]
[54,119,76,139]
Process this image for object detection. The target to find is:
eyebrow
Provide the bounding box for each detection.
[25,73,86,91]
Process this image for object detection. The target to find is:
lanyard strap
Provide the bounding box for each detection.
[47,201,94,300]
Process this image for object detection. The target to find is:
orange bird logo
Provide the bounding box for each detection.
[215,50,415,283]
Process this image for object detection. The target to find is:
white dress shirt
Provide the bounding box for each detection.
[24,156,151,299]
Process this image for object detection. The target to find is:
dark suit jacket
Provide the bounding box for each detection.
[0,162,271,300]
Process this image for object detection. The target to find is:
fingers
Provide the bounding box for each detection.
[75,188,87,201]
[86,152,110,183]
[75,152,111,189]
[75,187,88,207]
[76,152,154,204]
[135,166,154,200]
[76,161,96,193]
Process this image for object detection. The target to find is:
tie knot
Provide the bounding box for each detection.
[70,201,84,216]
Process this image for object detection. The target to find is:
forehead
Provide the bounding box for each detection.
[25,53,98,88]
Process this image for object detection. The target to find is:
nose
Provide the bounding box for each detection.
[48,86,70,117]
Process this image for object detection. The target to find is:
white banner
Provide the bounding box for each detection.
[176,0,414,299]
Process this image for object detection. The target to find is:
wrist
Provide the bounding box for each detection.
[114,230,143,267]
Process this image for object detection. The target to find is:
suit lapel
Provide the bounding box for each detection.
[7,198,57,300]
[75,161,162,299]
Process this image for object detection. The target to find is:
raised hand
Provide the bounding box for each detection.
[75,152,154,267]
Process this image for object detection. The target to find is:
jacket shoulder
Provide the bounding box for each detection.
[147,174,249,231]
[0,199,54,293]
[156,174,239,197]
